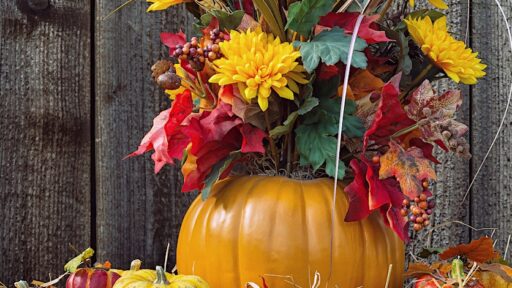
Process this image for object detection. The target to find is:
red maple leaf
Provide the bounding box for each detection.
[345,157,409,241]
[181,101,267,192]
[160,31,187,55]
[318,12,391,44]
[127,90,193,173]
[363,73,416,149]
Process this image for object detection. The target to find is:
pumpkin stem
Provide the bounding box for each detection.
[154,266,170,285]
[130,259,142,271]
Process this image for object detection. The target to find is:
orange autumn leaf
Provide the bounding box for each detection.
[338,69,385,100]
[439,237,499,263]
[379,141,436,198]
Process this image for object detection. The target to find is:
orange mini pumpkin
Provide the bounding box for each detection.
[66,268,121,288]
[177,176,404,287]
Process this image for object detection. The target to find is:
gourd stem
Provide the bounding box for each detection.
[154,266,170,285]
[130,259,142,271]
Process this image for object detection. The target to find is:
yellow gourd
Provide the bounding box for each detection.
[475,265,512,288]
[113,266,209,288]
[111,259,142,276]
[177,176,405,288]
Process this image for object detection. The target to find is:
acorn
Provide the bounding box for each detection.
[157,72,181,90]
[151,60,174,80]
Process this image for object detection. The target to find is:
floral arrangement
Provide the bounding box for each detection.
[130,0,486,242]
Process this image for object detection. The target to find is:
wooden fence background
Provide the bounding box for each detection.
[0,0,511,285]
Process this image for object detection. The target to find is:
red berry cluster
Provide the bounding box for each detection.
[400,183,435,232]
[172,29,226,71]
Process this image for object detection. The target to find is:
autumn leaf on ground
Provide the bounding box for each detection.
[363,73,416,149]
[405,80,470,158]
[379,141,436,198]
[404,262,435,277]
[439,237,499,263]
[318,12,391,44]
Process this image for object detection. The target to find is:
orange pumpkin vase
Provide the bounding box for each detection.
[177,176,404,288]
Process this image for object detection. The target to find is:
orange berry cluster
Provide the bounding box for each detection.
[172,29,226,71]
[400,182,435,232]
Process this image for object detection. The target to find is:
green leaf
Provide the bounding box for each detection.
[303,76,365,138]
[198,10,245,30]
[64,247,94,273]
[296,122,346,179]
[294,27,367,73]
[269,97,319,138]
[253,0,286,40]
[295,76,365,179]
[285,0,335,37]
[201,152,240,200]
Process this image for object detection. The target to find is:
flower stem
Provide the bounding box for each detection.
[264,110,279,171]
[390,122,419,139]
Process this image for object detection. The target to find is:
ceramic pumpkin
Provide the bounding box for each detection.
[66,268,121,288]
[112,266,209,288]
[177,176,404,288]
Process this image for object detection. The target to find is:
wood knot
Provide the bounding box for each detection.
[26,0,49,11]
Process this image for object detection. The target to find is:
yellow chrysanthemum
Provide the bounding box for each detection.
[409,0,448,9]
[208,29,308,111]
[165,64,198,99]
[146,0,188,11]
[405,16,486,85]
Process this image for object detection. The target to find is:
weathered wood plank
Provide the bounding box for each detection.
[427,0,471,248]
[0,1,91,284]
[400,1,471,252]
[470,0,512,252]
[95,2,196,269]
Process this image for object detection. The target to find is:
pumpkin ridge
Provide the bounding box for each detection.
[236,176,262,286]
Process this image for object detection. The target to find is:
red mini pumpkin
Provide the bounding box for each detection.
[66,268,121,288]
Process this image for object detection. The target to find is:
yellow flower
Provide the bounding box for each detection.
[165,64,197,99]
[209,29,308,111]
[146,0,187,11]
[405,16,486,85]
[409,0,448,9]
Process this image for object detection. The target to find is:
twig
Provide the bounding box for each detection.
[164,242,171,271]
[378,0,394,20]
[424,220,497,247]
[384,264,393,288]
[103,0,136,21]
[505,234,511,260]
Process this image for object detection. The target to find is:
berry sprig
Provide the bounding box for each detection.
[173,29,227,71]
[400,182,436,232]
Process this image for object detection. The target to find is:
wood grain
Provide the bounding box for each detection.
[94,1,197,269]
[0,0,91,284]
[470,0,512,253]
